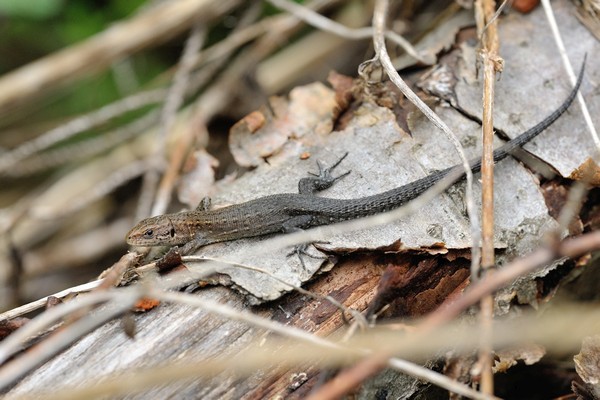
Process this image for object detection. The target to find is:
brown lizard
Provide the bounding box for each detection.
[127,61,584,259]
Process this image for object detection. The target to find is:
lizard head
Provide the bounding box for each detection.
[126,215,190,247]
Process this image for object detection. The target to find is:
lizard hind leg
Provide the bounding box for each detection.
[286,241,330,272]
[298,152,351,195]
[282,215,331,271]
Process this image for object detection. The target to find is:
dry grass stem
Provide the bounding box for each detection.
[34,160,149,219]
[476,0,502,393]
[150,24,207,217]
[7,295,599,400]
[4,110,160,178]
[0,294,140,389]
[268,0,426,62]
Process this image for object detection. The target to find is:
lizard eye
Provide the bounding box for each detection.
[144,229,153,237]
[170,228,175,237]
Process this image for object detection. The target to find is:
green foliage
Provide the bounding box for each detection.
[0,0,64,19]
[0,0,168,122]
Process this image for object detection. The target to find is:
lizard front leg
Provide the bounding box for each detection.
[298,153,351,195]
[155,236,212,271]
[155,197,212,270]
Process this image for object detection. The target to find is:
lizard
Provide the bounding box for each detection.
[127,60,585,259]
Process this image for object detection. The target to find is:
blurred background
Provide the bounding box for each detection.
[0,0,422,308]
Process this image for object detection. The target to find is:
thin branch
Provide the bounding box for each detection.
[151,23,207,217]
[153,289,496,400]
[419,230,600,331]
[0,280,103,322]
[4,110,160,178]
[184,255,368,327]
[32,159,149,219]
[7,302,600,399]
[307,229,600,397]
[24,218,134,275]
[267,0,427,63]
[0,290,115,364]
[476,0,502,393]
[556,181,589,233]
[0,90,165,174]
[6,286,558,400]
[479,0,511,38]
[370,0,481,290]
[0,293,140,389]
[136,24,208,221]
